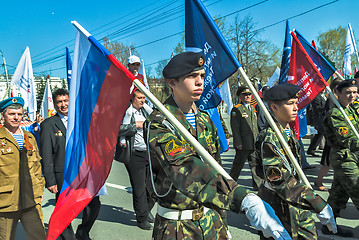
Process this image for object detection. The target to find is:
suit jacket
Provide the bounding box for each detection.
[0,126,45,212]
[40,113,67,189]
[230,102,258,150]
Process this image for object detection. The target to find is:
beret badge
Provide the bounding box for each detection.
[198,57,204,66]
[12,98,17,103]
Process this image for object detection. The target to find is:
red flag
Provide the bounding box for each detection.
[287,32,328,110]
[311,39,317,50]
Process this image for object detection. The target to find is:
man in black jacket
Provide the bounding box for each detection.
[41,88,101,240]
[118,89,155,230]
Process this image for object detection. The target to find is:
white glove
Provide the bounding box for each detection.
[316,204,337,234]
[241,193,292,240]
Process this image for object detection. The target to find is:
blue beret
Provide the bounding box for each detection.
[0,97,24,112]
[163,52,205,79]
[264,84,300,101]
[336,79,357,92]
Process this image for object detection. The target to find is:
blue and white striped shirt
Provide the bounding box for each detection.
[12,134,23,151]
[184,112,196,131]
[284,128,291,138]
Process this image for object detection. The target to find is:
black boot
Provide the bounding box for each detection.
[321,225,354,238]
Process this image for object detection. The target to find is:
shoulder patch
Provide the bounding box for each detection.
[165,139,187,157]
[232,111,237,117]
[338,127,349,136]
[234,103,241,108]
[266,166,282,182]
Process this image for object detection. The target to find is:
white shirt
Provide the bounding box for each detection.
[132,107,147,151]
[58,113,68,128]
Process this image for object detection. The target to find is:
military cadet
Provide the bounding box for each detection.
[323,79,359,237]
[230,85,261,189]
[144,52,291,240]
[0,97,46,240]
[254,84,337,239]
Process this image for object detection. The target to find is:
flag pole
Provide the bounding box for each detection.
[238,67,312,188]
[132,79,233,180]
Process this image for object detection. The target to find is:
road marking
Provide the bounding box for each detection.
[106,182,132,193]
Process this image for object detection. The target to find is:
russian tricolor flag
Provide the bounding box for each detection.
[46,21,135,240]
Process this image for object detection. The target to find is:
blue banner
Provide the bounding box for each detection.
[205,106,229,153]
[295,30,335,81]
[66,47,72,90]
[185,0,241,110]
[278,20,291,84]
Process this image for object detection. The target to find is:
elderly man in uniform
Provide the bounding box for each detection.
[254,84,337,239]
[144,51,292,240]
[323,79,359,237]
[0,97,45,240]
[230,85,261,189]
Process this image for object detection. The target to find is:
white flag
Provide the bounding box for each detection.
[39,80,56,119]
[11,47,37,120]
[139,59,153,107]
[219,79,233,114]
[343,23,356,76]
[266,66,281,87]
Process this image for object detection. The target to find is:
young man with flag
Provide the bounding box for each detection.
[144,52,291,240]
[323,79,359,237]
[0,97,45,240]
[255,83,337,239]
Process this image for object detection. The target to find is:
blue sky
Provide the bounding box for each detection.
[0,0,357,78]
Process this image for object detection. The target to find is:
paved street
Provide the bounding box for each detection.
[15,117,359,239]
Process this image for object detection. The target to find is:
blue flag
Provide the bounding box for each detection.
[185,0,240,152]
[66,47,72,90]
[294,30,336,81]
[185,0,241,110]
[278,20,291,84]
[205,106,229,153]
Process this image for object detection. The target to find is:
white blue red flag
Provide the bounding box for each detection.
[46,21,134,240]
[66,47,72,90]
[11,46,37,121]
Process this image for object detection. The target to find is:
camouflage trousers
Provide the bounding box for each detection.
[328,156,359,215]
[152,208,228,240]
[259,187,317,240]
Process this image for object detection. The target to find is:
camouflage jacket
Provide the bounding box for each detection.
[144,95,249,212]
[323,102,359,164]
[255,123,326,213]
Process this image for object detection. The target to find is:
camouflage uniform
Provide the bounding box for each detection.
[323,102,359,215]
[144,96,250,240]
[254,123,327,239]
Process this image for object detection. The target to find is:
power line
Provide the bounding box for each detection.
[30,0,339,72]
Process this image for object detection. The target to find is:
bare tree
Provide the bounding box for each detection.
[103,38,140,66]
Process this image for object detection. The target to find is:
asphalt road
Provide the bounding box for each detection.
[15,119,359,240]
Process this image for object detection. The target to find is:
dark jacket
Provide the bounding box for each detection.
[230,102,258,150]
[40,113,67,189]
[115,105,150,163]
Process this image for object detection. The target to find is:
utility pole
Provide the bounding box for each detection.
[0,50,10,98]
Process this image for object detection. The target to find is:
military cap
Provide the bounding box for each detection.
[0,97,24,112]
[336,79,357,92]
[236,85,251,96]
[264,83,300,101]
[162,52,205,79]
